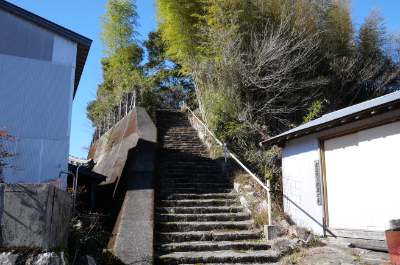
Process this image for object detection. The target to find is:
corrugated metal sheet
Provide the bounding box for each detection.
[0,49,74,186]
[0,1,92,97]
[1,138,68,184]
[0,54,72,140]
[262,90,400,146]
[0,8,54,61]
[52,35,77,68]
[0,0,91,47]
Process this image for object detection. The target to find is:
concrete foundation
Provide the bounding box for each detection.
[264,225,277,240]
[0,183,72,250]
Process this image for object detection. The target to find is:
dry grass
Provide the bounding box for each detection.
[279,251,307,265]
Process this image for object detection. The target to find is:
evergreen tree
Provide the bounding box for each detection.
[143,30,195,109]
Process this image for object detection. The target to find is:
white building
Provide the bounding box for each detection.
[0,0,91,187]
[261,91,400,241]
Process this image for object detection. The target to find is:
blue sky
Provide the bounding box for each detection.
[5,0,400,159]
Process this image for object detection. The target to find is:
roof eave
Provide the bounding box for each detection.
[0,0,92,99]
[260,100,400,149]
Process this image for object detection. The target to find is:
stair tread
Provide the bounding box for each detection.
[158,250,280,262]
[158,220,252,226]
[162,240,269,246]
[160,193,237,198]
[159,230,260,236]
[158,240,272,253]
[156,110,269,264]
[156,206,244,214]
[158,213,248,216]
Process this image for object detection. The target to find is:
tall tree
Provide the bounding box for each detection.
[87,0,143,138]
[99,0,142,109]
[154,0,400,176]
[143,30,195,109]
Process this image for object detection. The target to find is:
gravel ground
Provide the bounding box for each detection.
[278,237,391,265]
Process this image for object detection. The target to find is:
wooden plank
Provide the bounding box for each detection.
[327,228,386,241]
[318,139,329,229]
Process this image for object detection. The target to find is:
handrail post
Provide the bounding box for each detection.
[223,147,228,174]
[267,179,272,225]
[224,148,227,164]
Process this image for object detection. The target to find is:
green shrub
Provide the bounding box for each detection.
[68,217,112,264]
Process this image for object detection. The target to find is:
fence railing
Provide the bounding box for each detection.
[182,102,272,225]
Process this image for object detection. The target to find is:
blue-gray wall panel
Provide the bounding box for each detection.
[1,138,42,183]
[0,9,54,62]
[1,137,69,184]
[0,54,71,140]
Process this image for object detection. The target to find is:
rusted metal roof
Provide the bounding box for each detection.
[260,91,400,148]
[88,109,139,184]
[0,0,92,98]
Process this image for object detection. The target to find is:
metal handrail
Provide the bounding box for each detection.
[182,102,272,225]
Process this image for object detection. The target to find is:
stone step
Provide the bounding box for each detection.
[157,125,192,128]
[157,164,221,169]
[157,153,211,157]
[156,230,262,242]
[156,165,222,171]
[158,188,233,194]
[161,132,198,135]
[157,177,229,184]
[156,206,243,214]
[181,262,278,265]
[159,133,197,138]
[158,145,208,152]
[156,213,250,222]
[157,155,211,160]
[157,250,279,264]
[156,220,252,232]
[159,151,208,155]
[159,147,208,152]
[158,240,271,253]
[157,172,223,178]
[157,149,206,152]
[157,150,209,155]
[157,162,221,168]
[157,199,237,207]
[156,193,237,200]
[160,141,203,145]
[160,146,206,150]
[157,170,222,175]
[157,172,222,177]
[156,183,232,189]
[161,142,205,146]
[160,128,197,134]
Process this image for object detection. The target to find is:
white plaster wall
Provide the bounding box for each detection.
[282,108,400,235]
[324,121,400,231]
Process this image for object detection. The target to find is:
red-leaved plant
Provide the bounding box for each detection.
[0,126,22,182]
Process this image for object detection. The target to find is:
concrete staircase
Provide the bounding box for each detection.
[154,110,279,264]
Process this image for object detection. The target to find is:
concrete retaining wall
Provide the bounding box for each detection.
[87,107,156,265]
[0,183,72,250]
[112,107,157,265]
